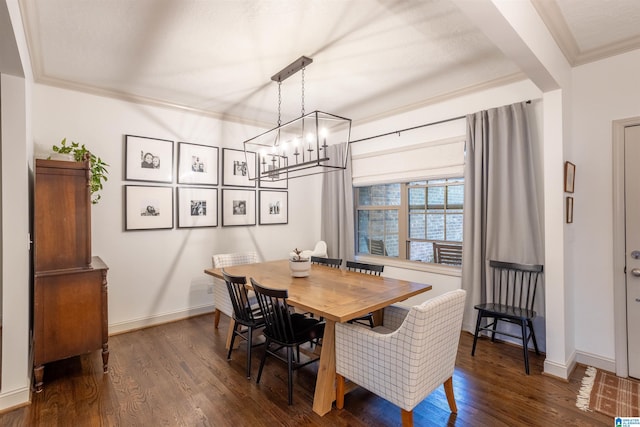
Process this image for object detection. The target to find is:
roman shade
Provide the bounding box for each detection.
[351,136,465,186]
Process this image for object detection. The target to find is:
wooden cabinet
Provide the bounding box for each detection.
[33,158,109,393]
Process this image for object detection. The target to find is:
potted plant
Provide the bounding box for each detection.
[289,248,311,277]
[50,138,109,204]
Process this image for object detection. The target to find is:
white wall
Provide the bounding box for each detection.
[571,49,640,367]
[32,84,323,333]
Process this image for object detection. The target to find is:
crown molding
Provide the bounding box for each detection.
[356,72,528,125]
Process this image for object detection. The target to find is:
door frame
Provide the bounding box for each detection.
[613,116,640,377]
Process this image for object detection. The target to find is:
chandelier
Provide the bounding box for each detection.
[243,56,352,182]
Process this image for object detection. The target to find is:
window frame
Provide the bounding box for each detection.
[354,177,464,273]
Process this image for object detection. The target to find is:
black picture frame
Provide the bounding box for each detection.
[177,187,218,228]
[125,135,174,183]
[221,188,256,226]
[259,190,288,225]
[177,142,219,185]
[222,148,256,187]
[124,185,174,230]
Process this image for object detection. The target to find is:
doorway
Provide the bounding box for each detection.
[624,125,640,379]
[613,118,640,379]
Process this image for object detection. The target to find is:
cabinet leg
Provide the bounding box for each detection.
[34,365,44,393]
[102,344,109,373]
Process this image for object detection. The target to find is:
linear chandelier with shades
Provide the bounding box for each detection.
[243,56,352,182]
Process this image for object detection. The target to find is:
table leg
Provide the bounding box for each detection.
[372,308,384,326]
[225,318,236,350]
[312,319,336,416]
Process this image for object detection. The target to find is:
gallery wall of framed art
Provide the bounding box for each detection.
[121,134,287,231]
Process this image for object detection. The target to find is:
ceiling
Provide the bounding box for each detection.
[17,0,640,127]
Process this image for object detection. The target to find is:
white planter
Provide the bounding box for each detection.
[289,259,311,277]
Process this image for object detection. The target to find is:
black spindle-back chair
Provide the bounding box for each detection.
[471,260,544,374]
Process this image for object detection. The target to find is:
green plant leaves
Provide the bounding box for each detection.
[53,138,109,204]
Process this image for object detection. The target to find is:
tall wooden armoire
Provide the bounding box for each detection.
[33,156,109,392]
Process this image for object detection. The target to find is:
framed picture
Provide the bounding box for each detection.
[566,196,574,223]
[125,135,174,183]
[258,152,288,189]
[177,187,218,228]
[222,188,256,226]
[222,148,256,187]
[177,142,218,185]
[259,190,288,225]
[564,161,575,193]
[125,185,174,230]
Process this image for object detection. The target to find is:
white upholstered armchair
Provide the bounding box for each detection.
[335,289,466,427]
[211,252,258,329]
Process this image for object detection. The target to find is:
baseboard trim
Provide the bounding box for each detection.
[575,350,616,373]
[0,385,31,413]
[108,304,215,335]
[542,359,576,380]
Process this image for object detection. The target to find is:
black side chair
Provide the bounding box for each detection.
[433,242,463,266]
[222,269,266,379]
[310,256,342,268]
[471,260,544,374]
[251,278,325,405]
[345,261,385,327]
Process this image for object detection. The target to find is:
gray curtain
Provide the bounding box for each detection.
[321,142,355,262]
[461,102,545,348]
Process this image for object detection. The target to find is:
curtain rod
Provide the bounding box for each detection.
[350,100,532,145]
[349,115,466,144]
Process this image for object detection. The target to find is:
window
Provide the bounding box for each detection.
[355,178,464,266]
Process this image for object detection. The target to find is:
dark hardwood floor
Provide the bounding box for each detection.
[1,313,611,426]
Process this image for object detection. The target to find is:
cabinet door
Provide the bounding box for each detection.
[34,270,103,364]
[34,159,91,272]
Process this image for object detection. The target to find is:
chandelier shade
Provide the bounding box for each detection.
[243,56,351,182]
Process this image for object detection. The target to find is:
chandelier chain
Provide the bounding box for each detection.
[277,81,282,127]
[301,66,305,116]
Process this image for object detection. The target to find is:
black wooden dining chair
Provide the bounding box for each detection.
[346,260,384,275]
[471,260,544,374]
[345,261,385,327]
[251,278,325,405]
[222,269,266,379]
[310,256,342,268]
[433,242,463,266]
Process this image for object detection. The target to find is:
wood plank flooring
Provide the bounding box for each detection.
[1,313,611,426]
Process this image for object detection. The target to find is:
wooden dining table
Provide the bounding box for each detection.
[204,259,432,416]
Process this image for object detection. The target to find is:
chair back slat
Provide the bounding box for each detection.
[346,261,384,276]
[488,260,543,311]
[222,270,258,324]
[250,278,296,344]
[310,256,342,268]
